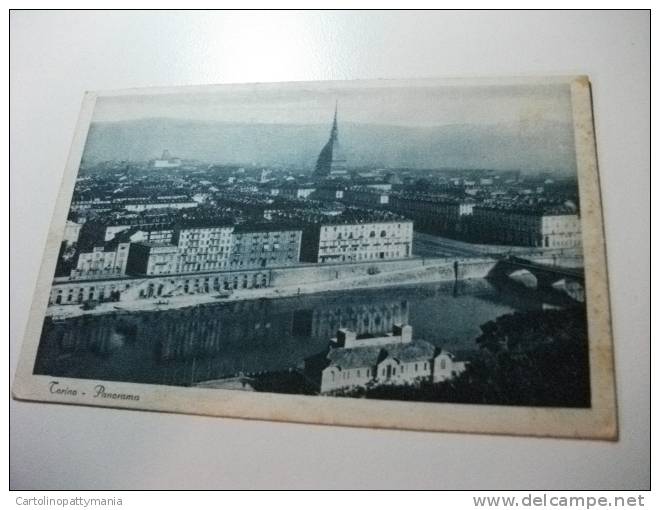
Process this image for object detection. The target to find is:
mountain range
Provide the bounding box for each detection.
[81,117,578,175]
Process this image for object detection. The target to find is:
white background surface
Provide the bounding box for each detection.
[10,11,649,489]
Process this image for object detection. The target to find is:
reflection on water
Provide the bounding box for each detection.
[33,279,555,387]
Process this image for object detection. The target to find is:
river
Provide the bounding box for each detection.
[33,278,570,388]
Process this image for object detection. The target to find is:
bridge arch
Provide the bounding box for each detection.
[508,269,538,289]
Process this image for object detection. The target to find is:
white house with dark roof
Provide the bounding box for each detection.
[432,350,470,383]
[305,324,469,394]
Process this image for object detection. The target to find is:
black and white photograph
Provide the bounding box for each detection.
[12,76,616,439]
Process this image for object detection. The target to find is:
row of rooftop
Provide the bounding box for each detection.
[70,183,579,217]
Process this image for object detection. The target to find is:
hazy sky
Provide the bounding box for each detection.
[92,81,575,128]
[84,81,578,174]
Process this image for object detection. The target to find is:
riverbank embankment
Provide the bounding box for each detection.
[46,256,500,319]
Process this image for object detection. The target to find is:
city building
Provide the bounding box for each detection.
[470,204,582,248]
[279,184,316,200]
[152,149,182,168]
[297,210,414,264]
[388,192,475,235]
[124,220,303,277]
[230,223,302,269]
[69,235,132,280]
[49,264,278,304]
[123,219,233,276]
[69,195,112,212]
[352,180,392,192]
[171,220,235,274]
[213,190,278,220]
[52,146,585,311]
[312,183,346,201]
[343,186,390,207]
[105,224,175,244]
[304,325,468,394]
[122,197,198,212]
[125,242,179,276]
[62,220,82,246]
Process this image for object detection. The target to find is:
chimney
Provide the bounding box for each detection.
[392,324,413,343]
[336,328,357,348]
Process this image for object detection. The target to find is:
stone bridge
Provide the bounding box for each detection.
[488,256,585,302]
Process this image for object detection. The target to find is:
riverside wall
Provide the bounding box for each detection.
[269,257,498,289]
[47,256,500,306]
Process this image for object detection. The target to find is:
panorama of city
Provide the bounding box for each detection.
[35,85,590,407]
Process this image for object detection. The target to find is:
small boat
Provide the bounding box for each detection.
[213,291,233,299]
[155,299,169,305]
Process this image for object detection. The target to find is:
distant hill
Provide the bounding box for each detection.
[81,117,577,175]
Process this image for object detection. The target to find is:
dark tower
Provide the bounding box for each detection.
[314,103,347,178]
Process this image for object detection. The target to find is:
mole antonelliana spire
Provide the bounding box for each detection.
[330,101,338,142]
[314,101,347,178]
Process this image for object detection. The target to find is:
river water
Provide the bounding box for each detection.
[33,279,565,388]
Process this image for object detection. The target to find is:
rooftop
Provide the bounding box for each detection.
[275,206,409,226]
[233,222,302,234]
[325,339,437,370]
[176,217,235,230]
[390,191,475,205]
[473,202,579,216]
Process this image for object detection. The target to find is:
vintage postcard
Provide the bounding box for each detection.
[12,77,616,439]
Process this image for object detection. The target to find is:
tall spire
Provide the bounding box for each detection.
[330,101,338,142]
[314,101,347,178]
